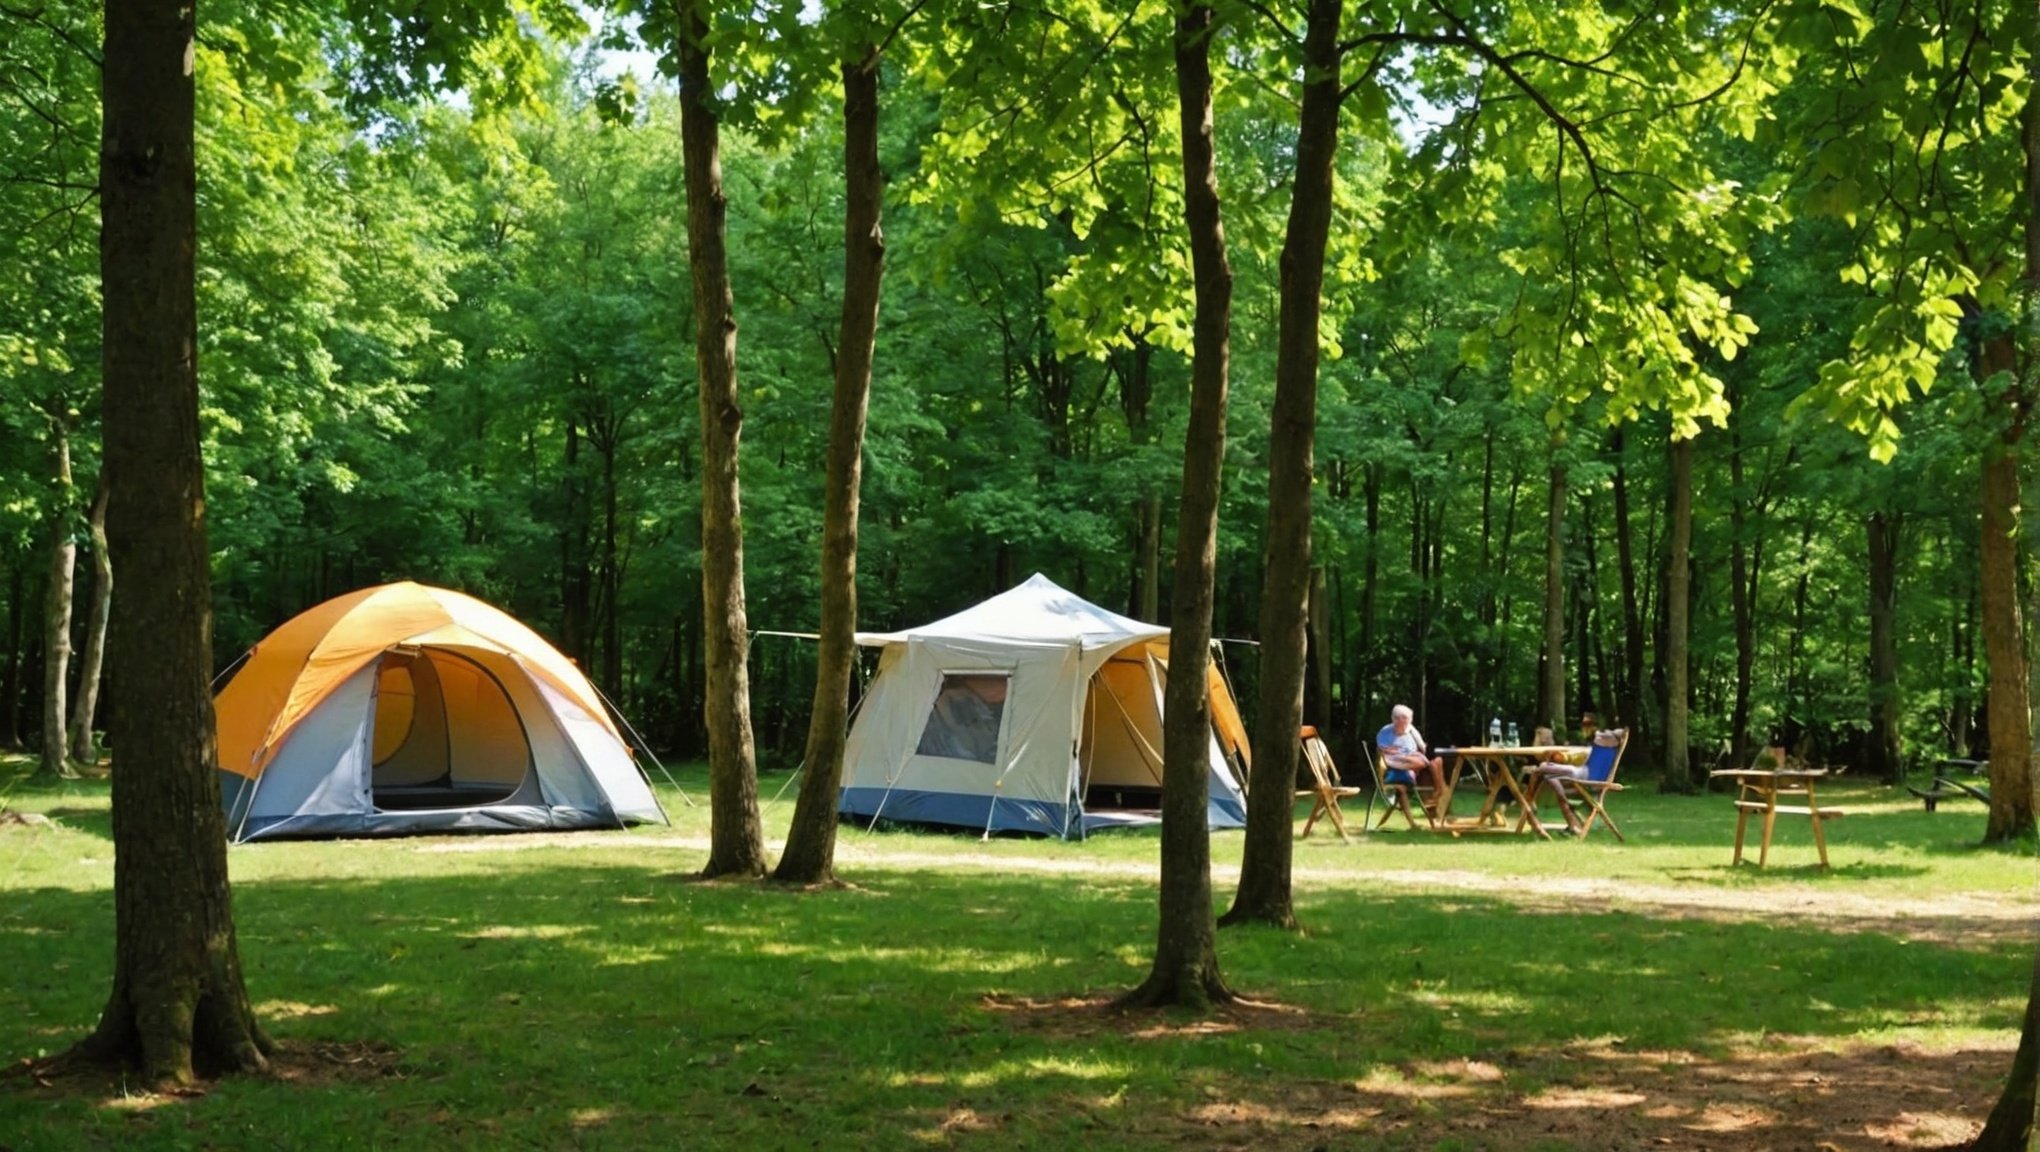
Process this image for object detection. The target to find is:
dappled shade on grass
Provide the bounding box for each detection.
[0,761,2028,1148]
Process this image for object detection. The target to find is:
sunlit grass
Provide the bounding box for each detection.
[0,754,2033,1149]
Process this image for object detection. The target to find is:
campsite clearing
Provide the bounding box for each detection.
[1,758,2031,1150]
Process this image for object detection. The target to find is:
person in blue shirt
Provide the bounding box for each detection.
[1377,704,1445,802]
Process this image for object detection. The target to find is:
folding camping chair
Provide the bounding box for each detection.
[1296,727,1362,841]
[1522,728,1630,841]
[1365,743,1438,832]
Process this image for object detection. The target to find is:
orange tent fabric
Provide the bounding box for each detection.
[215,582,617,780]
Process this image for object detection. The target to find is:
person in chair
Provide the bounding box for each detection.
[1377,704,1446,806]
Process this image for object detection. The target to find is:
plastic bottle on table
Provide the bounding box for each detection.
[1489,717,1502,747]
[1506,721,1520,747]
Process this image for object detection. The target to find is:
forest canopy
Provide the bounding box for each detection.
[0,0,2013,779]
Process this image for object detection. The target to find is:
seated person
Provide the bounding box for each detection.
[1377,704,1446,803]
[1528,728,1623,832]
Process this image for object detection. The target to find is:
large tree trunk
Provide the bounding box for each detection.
[1659,435,1695,792]
[1537,454,1566,737]
[1972,54,2040,1147]
[63,0,271,1085]
[69,472,111,765]
[1120,0,1234,1009]
[1225,0,1341,931]
[776,49,884,887]
[1972,912,2040,1150]
[679,0,766,878]
[40,422,76,780]
[1978,374,2033,842]
[1865,511,1903,784]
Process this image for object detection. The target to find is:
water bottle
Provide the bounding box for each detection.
[1489,717,1502,747]
[1506,721,1520,748]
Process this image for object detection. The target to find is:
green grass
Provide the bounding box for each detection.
[0,752,2034,1150]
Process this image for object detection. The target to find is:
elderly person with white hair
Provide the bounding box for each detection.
[1376,704,1446,811]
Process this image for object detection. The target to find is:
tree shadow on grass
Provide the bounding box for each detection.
[0,850,2023,1150]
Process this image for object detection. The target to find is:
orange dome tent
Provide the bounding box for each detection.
[215,582,667,842]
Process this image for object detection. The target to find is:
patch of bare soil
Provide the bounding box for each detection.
[973,996,2000,1150]
[4,1040,405,1107]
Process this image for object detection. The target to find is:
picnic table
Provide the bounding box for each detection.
[1710,767,1843,869]
[1908,770,1991,812]
[1435,745,1585,839]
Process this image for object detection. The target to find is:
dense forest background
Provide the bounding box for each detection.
[0,2,2004,779]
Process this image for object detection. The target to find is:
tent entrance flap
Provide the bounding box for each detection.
[370,648,534,811]
[1078,653,1167,810]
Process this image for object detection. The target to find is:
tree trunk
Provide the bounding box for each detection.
[1728,405,1756,767]
[1225,0,1341,932]
[1866,511,1904,784]
[40,422,76,780]
[1972,53,2040,1145]
[1978,366,2034,842]
[1121,336,1160,622]
[560,419,591,666]
[1972,918,2040,1150]
[0,557,22,750]
[69,472,112,765]
[1952,565,1976,757]
[776,49,885,887]
[1538,454,1566,737]
[1358,463,1380,705]
[679,0,766,878]
[1659,435,1695,792]
[1611,427,1646,737]
[1120,0,1234,1009]
[600,428,621,697]
[1309,566,1331,731]
[63,0,271,1085]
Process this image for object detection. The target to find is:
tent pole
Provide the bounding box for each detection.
[585,678,694,808]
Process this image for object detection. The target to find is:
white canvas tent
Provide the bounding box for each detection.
[838,574,1251,837]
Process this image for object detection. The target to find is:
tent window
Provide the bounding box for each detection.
[915,673,1008,764]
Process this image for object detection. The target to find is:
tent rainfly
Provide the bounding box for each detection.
[214,581,668,842]
[838,573,1251,837]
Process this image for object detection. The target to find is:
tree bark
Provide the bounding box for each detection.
[69,472,112,765]
[1971,917,2040,1150]
[1226,0,1341,931]
[1538,453,1566,737]
[776,48,885,886]
[1659,435,1695,792]
[62,0,271,1085]
[1866,511,1903,784]
[40,421,76,780]
[679,0,767,878]
[1972,48,2040,1144]
[1978,365,2033,842]
[1612,427,1646,736]
[1120,0,1234,1009]
[560,418,591,666]
[1121,336,1159,622]
[1728,403,1756,766]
